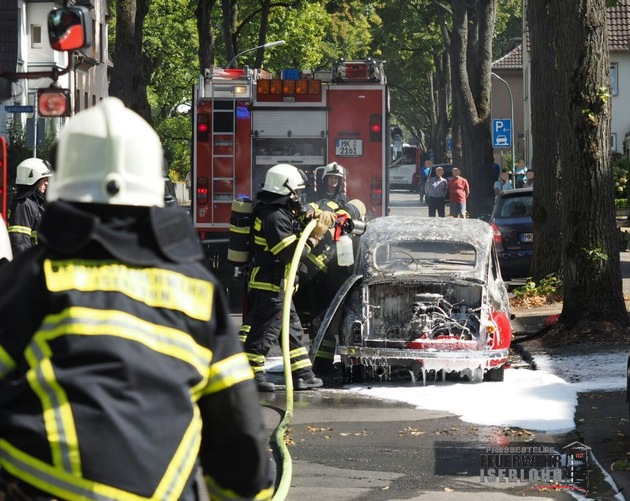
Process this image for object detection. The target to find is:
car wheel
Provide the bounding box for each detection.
[484,366,505,382]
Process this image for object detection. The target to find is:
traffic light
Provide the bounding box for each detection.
[38,87,71,117]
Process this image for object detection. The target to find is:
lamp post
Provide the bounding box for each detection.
[491,72,515,185]
[227,40,286,69]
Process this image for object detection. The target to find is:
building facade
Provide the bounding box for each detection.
[0,0,110,145]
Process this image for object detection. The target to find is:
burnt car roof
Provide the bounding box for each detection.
[360,216,494,281]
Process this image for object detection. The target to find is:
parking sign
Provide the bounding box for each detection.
[492,119,511,148]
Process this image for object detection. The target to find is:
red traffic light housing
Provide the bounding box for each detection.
[48,6,92,52]
[38,87,71,117]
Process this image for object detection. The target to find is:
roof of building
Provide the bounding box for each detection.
[493,0,630,69]
[492,44,522,70]
[608,0,630,51]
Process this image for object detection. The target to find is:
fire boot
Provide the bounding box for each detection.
[293,372,323,390]
[254,372,275,393]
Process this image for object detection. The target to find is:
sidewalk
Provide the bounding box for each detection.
[509,250,630,500]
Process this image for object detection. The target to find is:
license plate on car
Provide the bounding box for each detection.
[520,232,533,243]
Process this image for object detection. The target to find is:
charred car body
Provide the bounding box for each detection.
[314,216,513,384]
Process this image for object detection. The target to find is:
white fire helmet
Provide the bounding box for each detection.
[15,158,52,186]
[48,97,164,207]
[322,162,345,179]
[263,163,306,197]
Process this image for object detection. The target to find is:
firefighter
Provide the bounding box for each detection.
[7,157,52,255]
[240,163,335,392]
[314,162,349,205]
[300,199,366,375]
[0,98,273,501]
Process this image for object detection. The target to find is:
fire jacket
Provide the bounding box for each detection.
[248,192,315,293]
[0,201,273,501]
[7,188,46,255]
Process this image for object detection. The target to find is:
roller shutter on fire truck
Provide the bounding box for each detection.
[252,110,327,196]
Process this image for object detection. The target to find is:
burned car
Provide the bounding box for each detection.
[313,216,513,384]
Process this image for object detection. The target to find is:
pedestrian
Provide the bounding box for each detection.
[0,98,273,501]
[7,158,52,255]
[494,169,514,196]
[526,170,534,188]
[515,161,528,188]
[418,161,431,203]
[185,169,192,202]
[448,167,470,218]
[492,157,501,180]
[314,161,348,205]
[425,166,448,217]
[240,163,334,392]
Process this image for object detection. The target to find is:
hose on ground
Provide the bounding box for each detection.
[271,218,318,501]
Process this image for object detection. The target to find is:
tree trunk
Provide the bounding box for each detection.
[553,0,628,328]
[527,0,563,282]
[109,0,152,124]
[254,0,272,69]
[222,0,238,67]
[449,0,496,217]
[195,0,217,73]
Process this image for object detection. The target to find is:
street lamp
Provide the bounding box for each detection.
[227,40,286,68]
[491,72,515,185]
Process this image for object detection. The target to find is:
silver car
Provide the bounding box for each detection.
[311,216,513,384]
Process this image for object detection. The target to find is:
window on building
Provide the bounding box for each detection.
[31,25,42,48]
[611,133,617,152]
[84,92,88,110]
[92,95,96,106]
[611,63,618,96]
[75,89,81,113]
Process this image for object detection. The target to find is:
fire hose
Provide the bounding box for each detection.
[271,218,318,501]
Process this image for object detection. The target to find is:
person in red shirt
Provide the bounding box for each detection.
[448,167,470,218]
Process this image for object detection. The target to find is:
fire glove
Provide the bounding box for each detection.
[311,212,335,238]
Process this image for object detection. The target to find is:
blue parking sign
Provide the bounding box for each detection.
[492,119,511,148]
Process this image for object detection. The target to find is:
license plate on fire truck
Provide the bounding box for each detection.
[335,139,363,157]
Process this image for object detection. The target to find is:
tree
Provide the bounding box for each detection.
[195,0,218,73]
[109,0,153,123]
[551,0,628,330]
[449,0,497,217]
[527,0,563,281]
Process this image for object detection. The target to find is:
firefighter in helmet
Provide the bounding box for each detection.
[7,157,52,255]
[314,161,348,205]
[239,163,335,392]
[298,198,367,375]
[0,98,273,501]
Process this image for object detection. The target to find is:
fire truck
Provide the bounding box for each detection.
[192,58,390,306]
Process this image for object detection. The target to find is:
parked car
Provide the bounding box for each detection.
[164,176,178,206]
[487,187,533,279]
[311,216,513,384]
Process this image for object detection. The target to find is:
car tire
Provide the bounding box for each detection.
[484,366,505,382]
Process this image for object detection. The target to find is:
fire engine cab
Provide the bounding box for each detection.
[192,57,390,305]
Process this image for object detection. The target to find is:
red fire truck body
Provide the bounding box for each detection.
[192,59,390,303]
